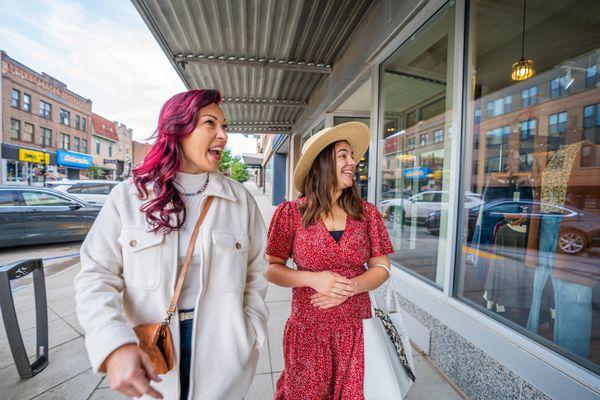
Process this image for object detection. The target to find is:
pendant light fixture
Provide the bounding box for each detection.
[511,0,534,81]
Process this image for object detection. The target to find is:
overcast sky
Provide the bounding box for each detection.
[0,0,258,156]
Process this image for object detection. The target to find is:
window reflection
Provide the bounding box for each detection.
[457,0,600,373]
[378,1,455,287]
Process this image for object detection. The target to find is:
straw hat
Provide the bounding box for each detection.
[293,121,370,192]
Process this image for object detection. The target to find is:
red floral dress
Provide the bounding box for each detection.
[266,199,394,400]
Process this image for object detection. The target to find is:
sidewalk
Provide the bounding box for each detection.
[0,181,465,399]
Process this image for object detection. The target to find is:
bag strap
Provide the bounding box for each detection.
[162,196,214,326]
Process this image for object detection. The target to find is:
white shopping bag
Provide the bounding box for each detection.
[363,285,415,400]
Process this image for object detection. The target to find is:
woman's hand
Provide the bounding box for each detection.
[309,271,357,298]
[105,344,163,399]
[311,289,355,309]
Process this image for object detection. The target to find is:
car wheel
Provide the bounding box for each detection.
[558,230,587,255]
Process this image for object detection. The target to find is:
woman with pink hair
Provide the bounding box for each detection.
[75,89,268,400]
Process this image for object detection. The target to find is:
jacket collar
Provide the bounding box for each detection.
[203,171,237,202]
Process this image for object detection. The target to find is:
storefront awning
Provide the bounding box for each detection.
[132,0,374,133]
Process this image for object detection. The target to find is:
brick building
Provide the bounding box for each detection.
[91,113,119,180]
[1,51,93,184]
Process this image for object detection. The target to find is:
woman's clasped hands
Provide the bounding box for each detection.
[309,270,358,309]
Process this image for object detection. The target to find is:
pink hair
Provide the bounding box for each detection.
[132,89,222,233]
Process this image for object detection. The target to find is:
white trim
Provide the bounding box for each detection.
[368,64,380,205]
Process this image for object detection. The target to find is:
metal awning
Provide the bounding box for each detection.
[241,153,264,167]
[132,0,374,133]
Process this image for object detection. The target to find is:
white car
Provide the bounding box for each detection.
[379,190,482,224]
[49,180,119,205]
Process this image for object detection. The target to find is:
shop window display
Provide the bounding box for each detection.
[457,0,600,373]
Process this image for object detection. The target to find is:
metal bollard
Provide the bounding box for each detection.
[0,259,49,378]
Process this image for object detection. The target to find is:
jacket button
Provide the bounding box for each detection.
[129,240,137,247]
[235,242,242,250]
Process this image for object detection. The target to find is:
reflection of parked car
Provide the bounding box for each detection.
[424,199,600,255]
[49,180,119,204]
[0,186,101,248]
[380,191,481,224]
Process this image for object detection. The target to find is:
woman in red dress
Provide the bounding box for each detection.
[266,122,394,399]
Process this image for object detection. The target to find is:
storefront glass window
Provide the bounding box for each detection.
[456,0,600,373]
[378,1,455,287]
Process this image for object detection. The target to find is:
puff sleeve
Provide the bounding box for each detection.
[364,201,394,258]
[266,201,296,261]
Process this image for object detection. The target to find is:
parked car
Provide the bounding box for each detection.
[49,180,119,204]
[380,190,481,224]
[424,199,600,255]
[0,186,101,248]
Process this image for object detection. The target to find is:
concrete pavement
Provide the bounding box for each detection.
[0,181,465,399]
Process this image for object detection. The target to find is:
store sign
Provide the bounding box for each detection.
[403,166,430,179]
[104,159,118,164]
[57,150,93,169]
[18,149,50,164]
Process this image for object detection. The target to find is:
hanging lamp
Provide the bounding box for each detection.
[511,0,534,81]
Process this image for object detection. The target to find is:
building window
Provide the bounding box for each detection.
[95,140,101,155]
[60,109,70,126]
[484,126,510,173]
[457,0,600,372]
[39,100,52,119]
[519,120,536,171]
[474,108,482,125]
[75,115,81,130]
[379,0,455,288]
[82,117,87,132]
[521,86,538,107]
[586,65,598,88]
[61,133,70,150]
[23,123,34,143]
[519,119,536,140]
[11,89,20,108]
[583,103,600,141]
[40,128,52,147]
[548,112,567,150]
[82,139,88,154]
[486,95,512,117]
[74,137,81,152]
[10,119,21,140]
[550,75,569,98]
[108,144,113,157]
[23,93,31,112]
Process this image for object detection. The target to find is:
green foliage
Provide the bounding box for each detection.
[230,158,250,183]
[87,165,106,179]
[219,147,250,182]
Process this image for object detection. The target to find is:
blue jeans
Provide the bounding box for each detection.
[179,311,194,400]
[526,214,592,357]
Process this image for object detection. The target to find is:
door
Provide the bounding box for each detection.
[0,189,25,247]
[19,190,85,244]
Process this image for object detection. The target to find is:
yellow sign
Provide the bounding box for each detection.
[18,149,50,164]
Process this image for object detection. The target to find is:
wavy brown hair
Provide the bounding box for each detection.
[298,141,363,228]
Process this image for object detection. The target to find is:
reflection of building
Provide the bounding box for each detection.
[91,114,119,180]
[136,1,600,398]
[1,51,93,184]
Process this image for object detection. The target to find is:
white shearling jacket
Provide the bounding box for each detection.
[74,172,269,399]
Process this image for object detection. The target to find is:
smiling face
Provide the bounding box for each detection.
[334,141,356,191]
[179,103,228,173]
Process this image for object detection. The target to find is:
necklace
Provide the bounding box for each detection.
[179,174,210,197]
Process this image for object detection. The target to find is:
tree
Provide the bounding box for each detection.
[87,165,106,180]
[230,157,250,183]
[218,148,234,174]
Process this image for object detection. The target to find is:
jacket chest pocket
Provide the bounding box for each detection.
[211,231,249,292]
[120,226,164,290]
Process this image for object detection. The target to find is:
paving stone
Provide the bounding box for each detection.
[0,337,91,400]
[246,373,275,400]
[266,301,291,373]
[31,368,101,400]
